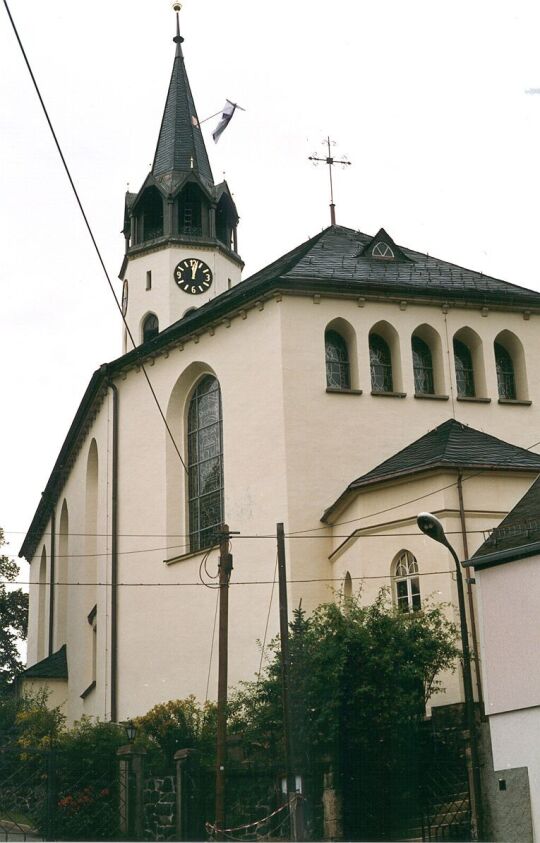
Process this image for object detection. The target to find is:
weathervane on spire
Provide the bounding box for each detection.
[309,137,351,226]
[172,2,184,44]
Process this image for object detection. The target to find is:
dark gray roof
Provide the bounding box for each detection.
[245,226,540,304]
[349,419,540,488]
[323,419,540,521]
[21,645,68,680]
[473,475,540,562]
[152,38,213,186]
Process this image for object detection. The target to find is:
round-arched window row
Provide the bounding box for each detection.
[324,325,527,401]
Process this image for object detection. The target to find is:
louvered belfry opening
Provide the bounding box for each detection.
[133,187,164,244]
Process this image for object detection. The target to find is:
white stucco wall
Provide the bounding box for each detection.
[25,285,540,724]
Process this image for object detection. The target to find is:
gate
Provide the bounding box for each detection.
[420,729,471,842]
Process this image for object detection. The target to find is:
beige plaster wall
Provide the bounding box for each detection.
[20,678,68,716]
[25,287,540,723]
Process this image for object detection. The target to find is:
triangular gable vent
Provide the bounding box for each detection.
[357,227,412,262]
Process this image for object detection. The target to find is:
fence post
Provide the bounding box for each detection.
[175,748,200,841]
[117,744,147,840]
[322,768,343,841]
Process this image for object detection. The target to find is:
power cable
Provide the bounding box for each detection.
[205,589,219,704]
[256,554,278,682]
[2,0,188,474]
[7,570,454,588]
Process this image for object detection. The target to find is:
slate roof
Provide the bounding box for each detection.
[152,35,213,186]
[323,419,540,521]
[245,226,540,305]
[472,475,540,564]
[21,645,68,680]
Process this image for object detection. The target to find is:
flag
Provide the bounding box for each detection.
[212,100,237,143]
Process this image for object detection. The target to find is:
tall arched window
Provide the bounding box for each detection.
[412,337,434,395]
[188,376,224,552]
[495,342,516,400]
[325,330,350,389]
[394,550,421,612]
[142,313,159,343]
[453,339,475,397]
[369,333,393,392]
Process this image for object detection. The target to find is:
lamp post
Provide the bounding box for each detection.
[417,512,482,841]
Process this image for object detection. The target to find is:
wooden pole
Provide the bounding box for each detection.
[215,525,232,840]
[277,523,300,841]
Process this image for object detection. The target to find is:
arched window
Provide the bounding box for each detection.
[453,339,475,397]
[142,313,159,343]
[412,336,434,395]
[394,550,421,612]
[325,330,350,389]
[188,376,224,552]
[495,342,516,400]
[370,333,393,392]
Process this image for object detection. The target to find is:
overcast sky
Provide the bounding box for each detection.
[2,0,540,572]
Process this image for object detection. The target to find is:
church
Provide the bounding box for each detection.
[19,10,540,728]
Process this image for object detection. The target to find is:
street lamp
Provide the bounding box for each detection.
[125,721,137,743]
[417,512,482,841]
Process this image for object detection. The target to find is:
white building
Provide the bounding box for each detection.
[471,476,540,842]
[19,15,540,728]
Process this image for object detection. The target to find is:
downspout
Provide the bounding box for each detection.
[108,379,119,723]
[48,508,56,656]
[457,471,484,711]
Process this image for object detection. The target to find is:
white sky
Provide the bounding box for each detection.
[2,0,540,572]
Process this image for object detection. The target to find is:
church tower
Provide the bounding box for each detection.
[119,7,242,351]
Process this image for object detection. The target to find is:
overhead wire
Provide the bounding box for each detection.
[7,571,454,588]
[2,0,188,474]
[256,554,278,682]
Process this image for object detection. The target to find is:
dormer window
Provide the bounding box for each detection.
[372,242,394,259]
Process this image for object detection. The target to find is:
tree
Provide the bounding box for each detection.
[0,528,28,691]
[230,590,459,840]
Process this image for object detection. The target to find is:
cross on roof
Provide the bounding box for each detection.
[309,136,352,226]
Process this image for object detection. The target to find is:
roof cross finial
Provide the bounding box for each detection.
[309,136,351,226]
[172,2,184,46]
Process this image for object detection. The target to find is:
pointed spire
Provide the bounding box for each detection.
[152,4,213,185]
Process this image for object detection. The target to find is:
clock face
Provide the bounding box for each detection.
[121,279,129,316]
[174,258,213,295]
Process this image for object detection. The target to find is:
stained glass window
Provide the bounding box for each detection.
[412,337,434,395]
[454,340,475,397]
[142,313,159,343]
[495,343,516,400]
[369,334,393,392]
[394,551,421,612]
[325,330,350,389]
[188,376,224,552]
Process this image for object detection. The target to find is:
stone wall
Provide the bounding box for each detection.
[144,775,176,842]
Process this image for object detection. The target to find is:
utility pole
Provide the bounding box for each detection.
[215,524,233,840]
[277,523,302,841]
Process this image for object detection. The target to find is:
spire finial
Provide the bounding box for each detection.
[172,2,184,45]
